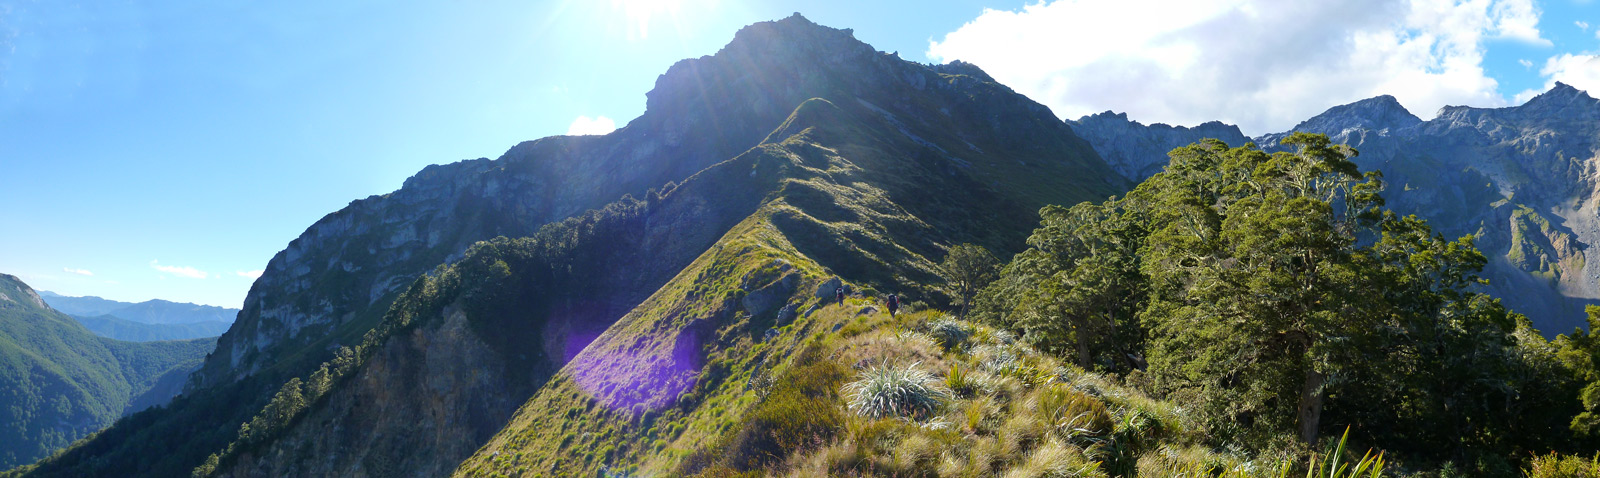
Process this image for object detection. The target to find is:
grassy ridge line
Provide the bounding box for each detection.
[453,208,841,477]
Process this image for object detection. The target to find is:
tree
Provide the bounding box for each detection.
[940,243,999,320]
[1139,134,1383,446]
[982,200,1147,370]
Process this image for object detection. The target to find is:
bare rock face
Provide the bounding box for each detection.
[1073,83,1600,333]
[814,276,843,298]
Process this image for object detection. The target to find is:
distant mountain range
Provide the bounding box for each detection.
[39,291,239,325]
[68,315,233,342]
[1069,84,1600,335]
[35,292,238,342]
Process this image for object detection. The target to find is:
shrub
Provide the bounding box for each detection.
[1304,428,1385,478]
[844,361,952,420]
[1524,452,1600,478]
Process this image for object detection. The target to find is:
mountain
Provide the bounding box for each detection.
[40,293,239,325]
[1070,83,1600,334]
[1066,111,1249,181]
[12,14,1125,478]
[106,300,238,325]
[34,292,128,317]
[69,315,232,342]
[0,274,215,470]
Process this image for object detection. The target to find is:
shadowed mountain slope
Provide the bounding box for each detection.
[12,14,1122,478]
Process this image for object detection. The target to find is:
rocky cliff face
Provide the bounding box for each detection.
[1072,83,1600,334]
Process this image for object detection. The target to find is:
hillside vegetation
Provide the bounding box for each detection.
[0,274,214,470]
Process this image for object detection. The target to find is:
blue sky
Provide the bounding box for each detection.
[2,0,1597,308]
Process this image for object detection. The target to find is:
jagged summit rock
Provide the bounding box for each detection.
[1287,94,1422,136]
[1514,81,1600,120]
[931,59,997,82]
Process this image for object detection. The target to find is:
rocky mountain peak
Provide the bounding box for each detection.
[645,13,877,112]
[1289,94,1421,135]
[1517,81,1600,118]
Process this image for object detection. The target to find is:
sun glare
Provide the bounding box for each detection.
[612,0,685,40]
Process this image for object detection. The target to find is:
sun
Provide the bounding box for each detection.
[612,0,686,40]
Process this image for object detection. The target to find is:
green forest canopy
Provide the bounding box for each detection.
[975,134,1600,471]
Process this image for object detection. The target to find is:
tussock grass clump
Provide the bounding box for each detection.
[973,343,1022,375]
[945,363,982,398]
[924,316,973,351]
[1135,445,1259,478]
[1032,384,1114,442]
[844,361,952,420]
[1001,438,1106,478]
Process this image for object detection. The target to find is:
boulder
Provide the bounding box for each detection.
[743,272,799,317]
[815,277,843,299]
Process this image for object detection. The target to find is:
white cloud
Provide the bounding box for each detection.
[1486,0,1547,45]
[566,115,617,136]
[150,260,208,279]
[1519,59,1533,68]
[63,267,93,276]
[1578,21,1591,31]
[927,0,1548,134]
[1516,53,1600,102]
[236,270,264,279]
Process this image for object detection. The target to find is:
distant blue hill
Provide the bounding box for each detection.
[39,291,239,325]
[69,314,232,342]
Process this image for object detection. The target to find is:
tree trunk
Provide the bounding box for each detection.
[1297,368,1327,445]
[957,288,970,320]
[1073,318,1093,370]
